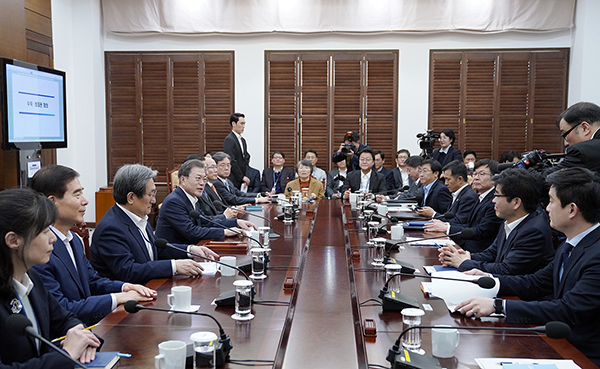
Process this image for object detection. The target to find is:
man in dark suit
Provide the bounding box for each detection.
[456,167,600,365]
[416,160,477,224]
[223,112,251,189]
[156,159,256,245]
[29,165,156,325]
[260,151,295,194]
[425,159,503,253]
[414,159,452,215]
[91,164,217,285]
[373,150,392,179]
[439,168,554,275]
[201,156,239,219]
[246,166,261,193]
[386,149,413,193]
[326,160,348,199]
[212,152,272,206]
[543,102,600,177]
[342,148,387,197]
[332,131,372,172]
[432,128,462,167]
[381,155,424,203]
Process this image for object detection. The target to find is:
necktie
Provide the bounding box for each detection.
[210,183,222,201]
[560,242,574,281]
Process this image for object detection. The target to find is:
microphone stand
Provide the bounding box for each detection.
[214,200,279,238]
[125,301,232,367]
[154,238,256,307]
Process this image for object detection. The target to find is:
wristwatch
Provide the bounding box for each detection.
[494,298,504,315]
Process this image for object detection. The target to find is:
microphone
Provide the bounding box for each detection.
[386,321,571,369]
[154,238,256,307]
[213,200,279,239]
[383,228,475,265]
[154,238,250,280]
[377,271,495,312]
[124,301,232,367]
[441,211,454,220]
[6,314,88,368]
[189,210,265,249]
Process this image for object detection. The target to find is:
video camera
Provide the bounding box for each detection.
[416,129,440,158]
[498,149,566,172]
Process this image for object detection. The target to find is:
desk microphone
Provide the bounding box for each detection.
[154,237,256,307]
[213,200,279,238]
[124,301,232,367]
[377,270,495,312]
[386,321,571,369]
[383,228,475,265]
[6,314,88,368]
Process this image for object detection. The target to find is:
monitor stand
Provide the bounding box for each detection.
[15,143,42,187]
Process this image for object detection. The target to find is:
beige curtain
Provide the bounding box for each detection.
[102,0,575,35]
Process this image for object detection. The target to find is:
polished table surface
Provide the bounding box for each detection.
[93,200,597,368]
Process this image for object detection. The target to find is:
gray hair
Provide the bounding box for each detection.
[113,164,158,205]
[296,159,313,173]
[179,159,204,179]
[212,151,231,164]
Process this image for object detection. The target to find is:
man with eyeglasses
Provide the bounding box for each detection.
[414,159,452,214]
[156,159,256,245]
[438,168,554,275]
[543,102,600,177]
[424,159,503,253]
[91,164,218,285]
[342,148,387,198]
[212,152,272,206]
[201,156,240,219]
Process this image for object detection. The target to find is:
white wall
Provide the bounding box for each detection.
[53,0,600,223]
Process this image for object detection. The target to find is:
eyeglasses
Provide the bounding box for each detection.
[418,168,431,174]
[145,190,157,199]
[493,192,509,198]
[560,121,583,139]
[359,158,373,163]
[206,165,217,170]
[473,171,492,178]
[218,163,231,168]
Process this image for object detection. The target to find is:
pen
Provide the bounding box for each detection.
[51,324,97,342]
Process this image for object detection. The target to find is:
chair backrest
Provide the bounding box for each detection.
[70,222,90,259]
[166,165,181,193]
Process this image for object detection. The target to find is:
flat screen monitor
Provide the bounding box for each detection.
[1,58,67,150]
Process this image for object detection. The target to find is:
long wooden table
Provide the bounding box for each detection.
[93,200,597,368]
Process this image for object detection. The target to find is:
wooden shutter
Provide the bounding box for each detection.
[363,52,398,161]
[332,54,362,158]
[106,53,140,181]
[106,51,234,184]
[265,53,298,165]
[204,53,234,155]
[429,49,568,161]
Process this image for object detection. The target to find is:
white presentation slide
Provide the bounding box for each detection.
[7,65,64,142]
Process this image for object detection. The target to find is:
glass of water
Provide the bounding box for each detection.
[372,237,386,267]
[190,331,217,369]
[385,264,403,293]
[258,226,270,248]
[250,248,267,279]
[231,280,254,321]
[367,221,380,241]
[401,308,426,354]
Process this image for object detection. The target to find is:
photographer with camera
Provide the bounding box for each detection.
[326,160,348,199]
[332,131,371,172]
[542,102,600,178]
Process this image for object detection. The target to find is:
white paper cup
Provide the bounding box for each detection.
[220,256,236,277]
[391,224,404,239]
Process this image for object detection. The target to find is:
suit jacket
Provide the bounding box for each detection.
[422,179,452,214]
[284,178,325,200]
[341,170,388,195]
[326,168,348,198]
[458,209,554,275]
[0,269,81,368]
[90,205,187,285]
[156,187,238,244]
[434,185,478,224]
[499,225,600,362]
[260,167,295,194]
[332,142,372,172]
[386,167,414,193]
[376,166,392,180]
[391,179,424,203]
[543,135,600,178]
[246,166,261,193]
[198,192,227,220]
[432,146,462,168]
[449,189,503,253]
[223,131,250,189]
[213,177,257,206]
[32,230,124,325]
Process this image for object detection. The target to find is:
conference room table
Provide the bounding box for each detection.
[93,199,597,368]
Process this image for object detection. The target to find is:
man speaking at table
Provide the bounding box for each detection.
[156,158,256,245]
[91,164,218,285]
[456,167,600,365]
